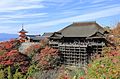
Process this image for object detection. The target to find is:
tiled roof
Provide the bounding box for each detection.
[27,35,44,40]
[19,29,28,33]
[58,21,105,37]
[42,32,53,37]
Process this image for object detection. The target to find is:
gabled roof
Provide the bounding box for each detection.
[27,35,44,40]
[58,21,105,37]
[27,35,41,37]
[42,32,53,37]
[50,32,63,39]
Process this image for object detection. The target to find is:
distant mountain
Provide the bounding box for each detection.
[0,33,18,41]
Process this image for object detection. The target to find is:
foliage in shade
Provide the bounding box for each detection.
[0,50,30,74]
[36,46,60,70]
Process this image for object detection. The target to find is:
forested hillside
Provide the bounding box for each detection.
[0,23,120,79]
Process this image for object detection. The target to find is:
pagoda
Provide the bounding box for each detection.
[18,25,28,42]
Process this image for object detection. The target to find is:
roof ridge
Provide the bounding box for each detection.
[73,21,96,24]
[71,21,97,26]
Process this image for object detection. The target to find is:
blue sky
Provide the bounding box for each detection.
[0,0,120,35]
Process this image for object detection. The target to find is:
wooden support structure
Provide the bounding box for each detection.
[49,40,105,66]
[48,22,108,66]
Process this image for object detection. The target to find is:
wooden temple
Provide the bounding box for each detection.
[49,22,109,66]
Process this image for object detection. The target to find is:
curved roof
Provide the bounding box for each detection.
[59,22,105,37]
[19,29,28,33]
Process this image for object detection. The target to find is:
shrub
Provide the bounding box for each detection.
[0,69,5,79]
[13,69,25,79]
[87,56,120,79]
[0,39,20,52]
[37,46,60,70]
[26,64,39,78]
[0,50,30,74]
[56,66,86,79]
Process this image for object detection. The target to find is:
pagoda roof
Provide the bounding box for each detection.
[19,28,28,33]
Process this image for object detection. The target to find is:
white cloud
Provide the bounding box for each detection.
[0,13,47,20]
[0,5,44,12]
[0,26,19,34]
[0,0,119,34]
[27,6,120,28]
[46,0,72,3]
[92,0,107,4]
[0,0,44,12]
[92,0,114,4]
[0,0,47,23]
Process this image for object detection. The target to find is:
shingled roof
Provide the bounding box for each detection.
[58,21,105,37]
[27,35,44,41]
[42,32,53,37]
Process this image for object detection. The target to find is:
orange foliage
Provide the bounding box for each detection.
[79,77,85,79]
[110,23,120,46]
[0,50,30,73]
[112,23,120,35]
[0,39,20,51]
[36,46,59,69]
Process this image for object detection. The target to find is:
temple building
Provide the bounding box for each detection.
[18,26,28,42]
[49,22,109,66]
[26,35,43,42]
[42,32,53,38]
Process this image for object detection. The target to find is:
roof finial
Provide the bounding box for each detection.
[22,24,24,29]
